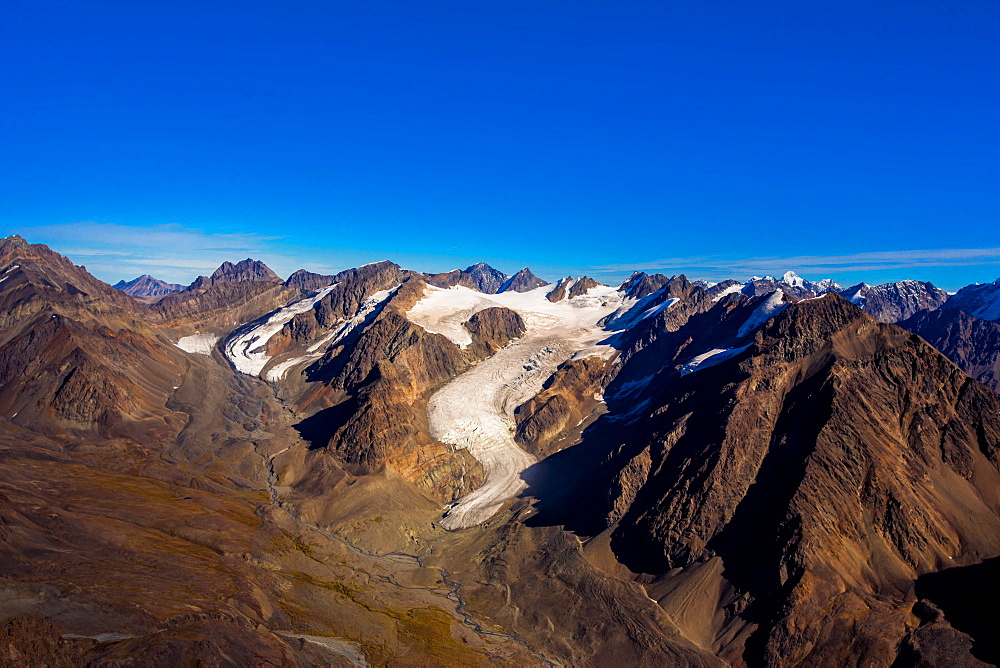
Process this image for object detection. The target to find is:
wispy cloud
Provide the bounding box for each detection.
[590,247,1000,280]
[12,221,296,284]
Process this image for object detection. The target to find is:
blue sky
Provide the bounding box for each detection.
[2,1,998,290]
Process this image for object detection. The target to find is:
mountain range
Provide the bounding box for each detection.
[2,233,999,666]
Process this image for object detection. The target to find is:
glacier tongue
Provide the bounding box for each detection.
[224,283,339,376]
[263,287,396,382]
[415,283,625,529]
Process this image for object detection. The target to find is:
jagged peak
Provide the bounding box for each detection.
[463,261,499,272]
[498,267,548,293]
[208,258,281,284]
[619,272,670,299]
[0,234,29,250]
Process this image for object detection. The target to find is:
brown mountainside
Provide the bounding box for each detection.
[0,239,546,665]
[530,293,1000,665]
[3,234,1000,666]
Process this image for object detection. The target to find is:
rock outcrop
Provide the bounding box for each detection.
[283,278,489,505]
[498,267,548,293]
[515,356,610,457]
[153,258,299,337]
[546,276,601,302]
[463,306,525,359]
[619,271,671,299]
[195,258,282,287]
[284,268,338,291]
[424,262,509,294]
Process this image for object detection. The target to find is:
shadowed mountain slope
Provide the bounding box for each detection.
[522,293,1000,665]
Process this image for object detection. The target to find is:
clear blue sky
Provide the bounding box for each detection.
[2,0,998,290]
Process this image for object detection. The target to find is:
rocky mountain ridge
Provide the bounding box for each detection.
[1,234,998,666]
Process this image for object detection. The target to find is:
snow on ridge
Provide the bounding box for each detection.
[737,290,788,338]
[265,287,395,382]
[679,344,752,376]
[639,297,679,320]
[712,282,743,302]
[264,287,396,382]
[225,283,339,376]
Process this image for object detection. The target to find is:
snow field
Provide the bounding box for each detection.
[414,284,624,529]
[175,333,221,355]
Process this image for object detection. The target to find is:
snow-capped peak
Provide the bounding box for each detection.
[781,271,805,288]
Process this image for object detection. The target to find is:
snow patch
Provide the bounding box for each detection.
[679,344,752,375]
[639,297,679,320]
[176,333,220,355]
[738,290,789,338]
[712,283,743,302]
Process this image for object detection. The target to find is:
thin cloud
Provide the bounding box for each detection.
[591,247,1000,278]
[16,221,281,251]
[12,221,290,284]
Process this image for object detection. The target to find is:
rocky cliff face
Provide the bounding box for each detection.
[203,258,282,286]
[545,276,601,302]
[515,356,610,457]
[464,262,509,293]
[262,261,410,359]
[619,271,671,299]
[424,262,509,294]
[280,278,496,508]
[463,306,525,359]
[155,280,298,337]
[153,258,299,337]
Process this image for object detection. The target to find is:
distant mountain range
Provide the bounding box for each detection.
[3,232,999,666]
[111,274,184,303]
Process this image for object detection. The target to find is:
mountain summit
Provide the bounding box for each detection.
[113,274,184,303]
